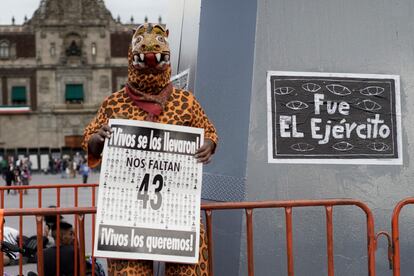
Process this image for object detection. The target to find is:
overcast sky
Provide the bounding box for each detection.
[0,0,168,25]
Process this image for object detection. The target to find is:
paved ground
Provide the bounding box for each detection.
[2,171,100,235]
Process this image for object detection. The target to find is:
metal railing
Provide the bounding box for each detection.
[203,199,376,276]
[0,207,95,276]
[391,197,414,276]
[0,184,98,276]
[0,183,99,209]
[0,184,395,276]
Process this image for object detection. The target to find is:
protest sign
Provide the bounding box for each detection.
[94,119,204,263]
[267,71,402,165]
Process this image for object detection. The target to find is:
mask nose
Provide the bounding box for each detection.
[140,43,161,52]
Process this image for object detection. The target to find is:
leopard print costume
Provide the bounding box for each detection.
[83,86,218,168]
[82,23,216,275]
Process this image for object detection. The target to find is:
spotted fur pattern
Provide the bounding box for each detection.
[82,87,217,167]
[127,48,171,95]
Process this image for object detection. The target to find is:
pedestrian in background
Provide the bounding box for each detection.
[0,158,7,181]
[60,157,68,178]
[70,159,77,178]
[4,157,15,195]
[21,162,31,194]
[79,161,90,184]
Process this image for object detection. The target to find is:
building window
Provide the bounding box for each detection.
[65,84,84,104]
[66,40,81,56]
[11,86,27,105]
[65,135,83,148]
[0,40,10,59]
[50,43,56,57]
[91,43,97,57]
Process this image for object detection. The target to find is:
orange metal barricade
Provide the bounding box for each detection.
[203,199,377,276]
[0,207,95,276]
[0,195,377,276]
[0,184,98,276]
[391,197,414,276]
[0,183,99,209]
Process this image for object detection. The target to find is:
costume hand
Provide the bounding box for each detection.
[88,125,112,158]
[195,139,216,164]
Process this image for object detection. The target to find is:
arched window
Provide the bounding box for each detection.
[64,33,82,57]
[50,43,56,57]
[0,40,10,58]
[91,42,97,57]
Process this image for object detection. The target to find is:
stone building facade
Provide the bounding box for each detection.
[0,0,134,164]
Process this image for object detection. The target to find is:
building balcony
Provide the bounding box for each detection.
[50,103,99,114]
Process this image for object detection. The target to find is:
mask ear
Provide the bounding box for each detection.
[166,29,169,37]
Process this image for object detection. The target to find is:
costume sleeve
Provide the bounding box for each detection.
[191,97,218,149]
[82,98,110,168]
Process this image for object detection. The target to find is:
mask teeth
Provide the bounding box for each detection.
[132,61,145,67]
[159,61,170,66]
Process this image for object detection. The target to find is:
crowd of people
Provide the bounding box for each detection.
[0,156,32,195]
[47,153,90,183]
[0,152,91,193]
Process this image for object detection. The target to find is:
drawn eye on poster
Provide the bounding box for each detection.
[171,68,190,90]
[266,71,402,165]
[94,119,204,263]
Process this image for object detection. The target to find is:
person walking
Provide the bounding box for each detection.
[79,161,90,184]
[4,159,15,195]
[20,162,31,194]
[60,158,68,178]
[0,158,7,180]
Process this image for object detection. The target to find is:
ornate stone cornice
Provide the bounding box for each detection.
[29,0,116,27]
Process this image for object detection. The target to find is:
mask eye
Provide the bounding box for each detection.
[156,36,165,43]
[134,35,143,44]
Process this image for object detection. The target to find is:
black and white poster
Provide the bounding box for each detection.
[267,71,402,165]
[94,119,204,263]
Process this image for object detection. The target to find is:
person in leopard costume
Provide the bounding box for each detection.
[83,23,217,276]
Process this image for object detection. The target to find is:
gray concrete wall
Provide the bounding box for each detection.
[196,0,257,202]
[245,0,414,275]
[195,0,257,275]
[167,0,201,92]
